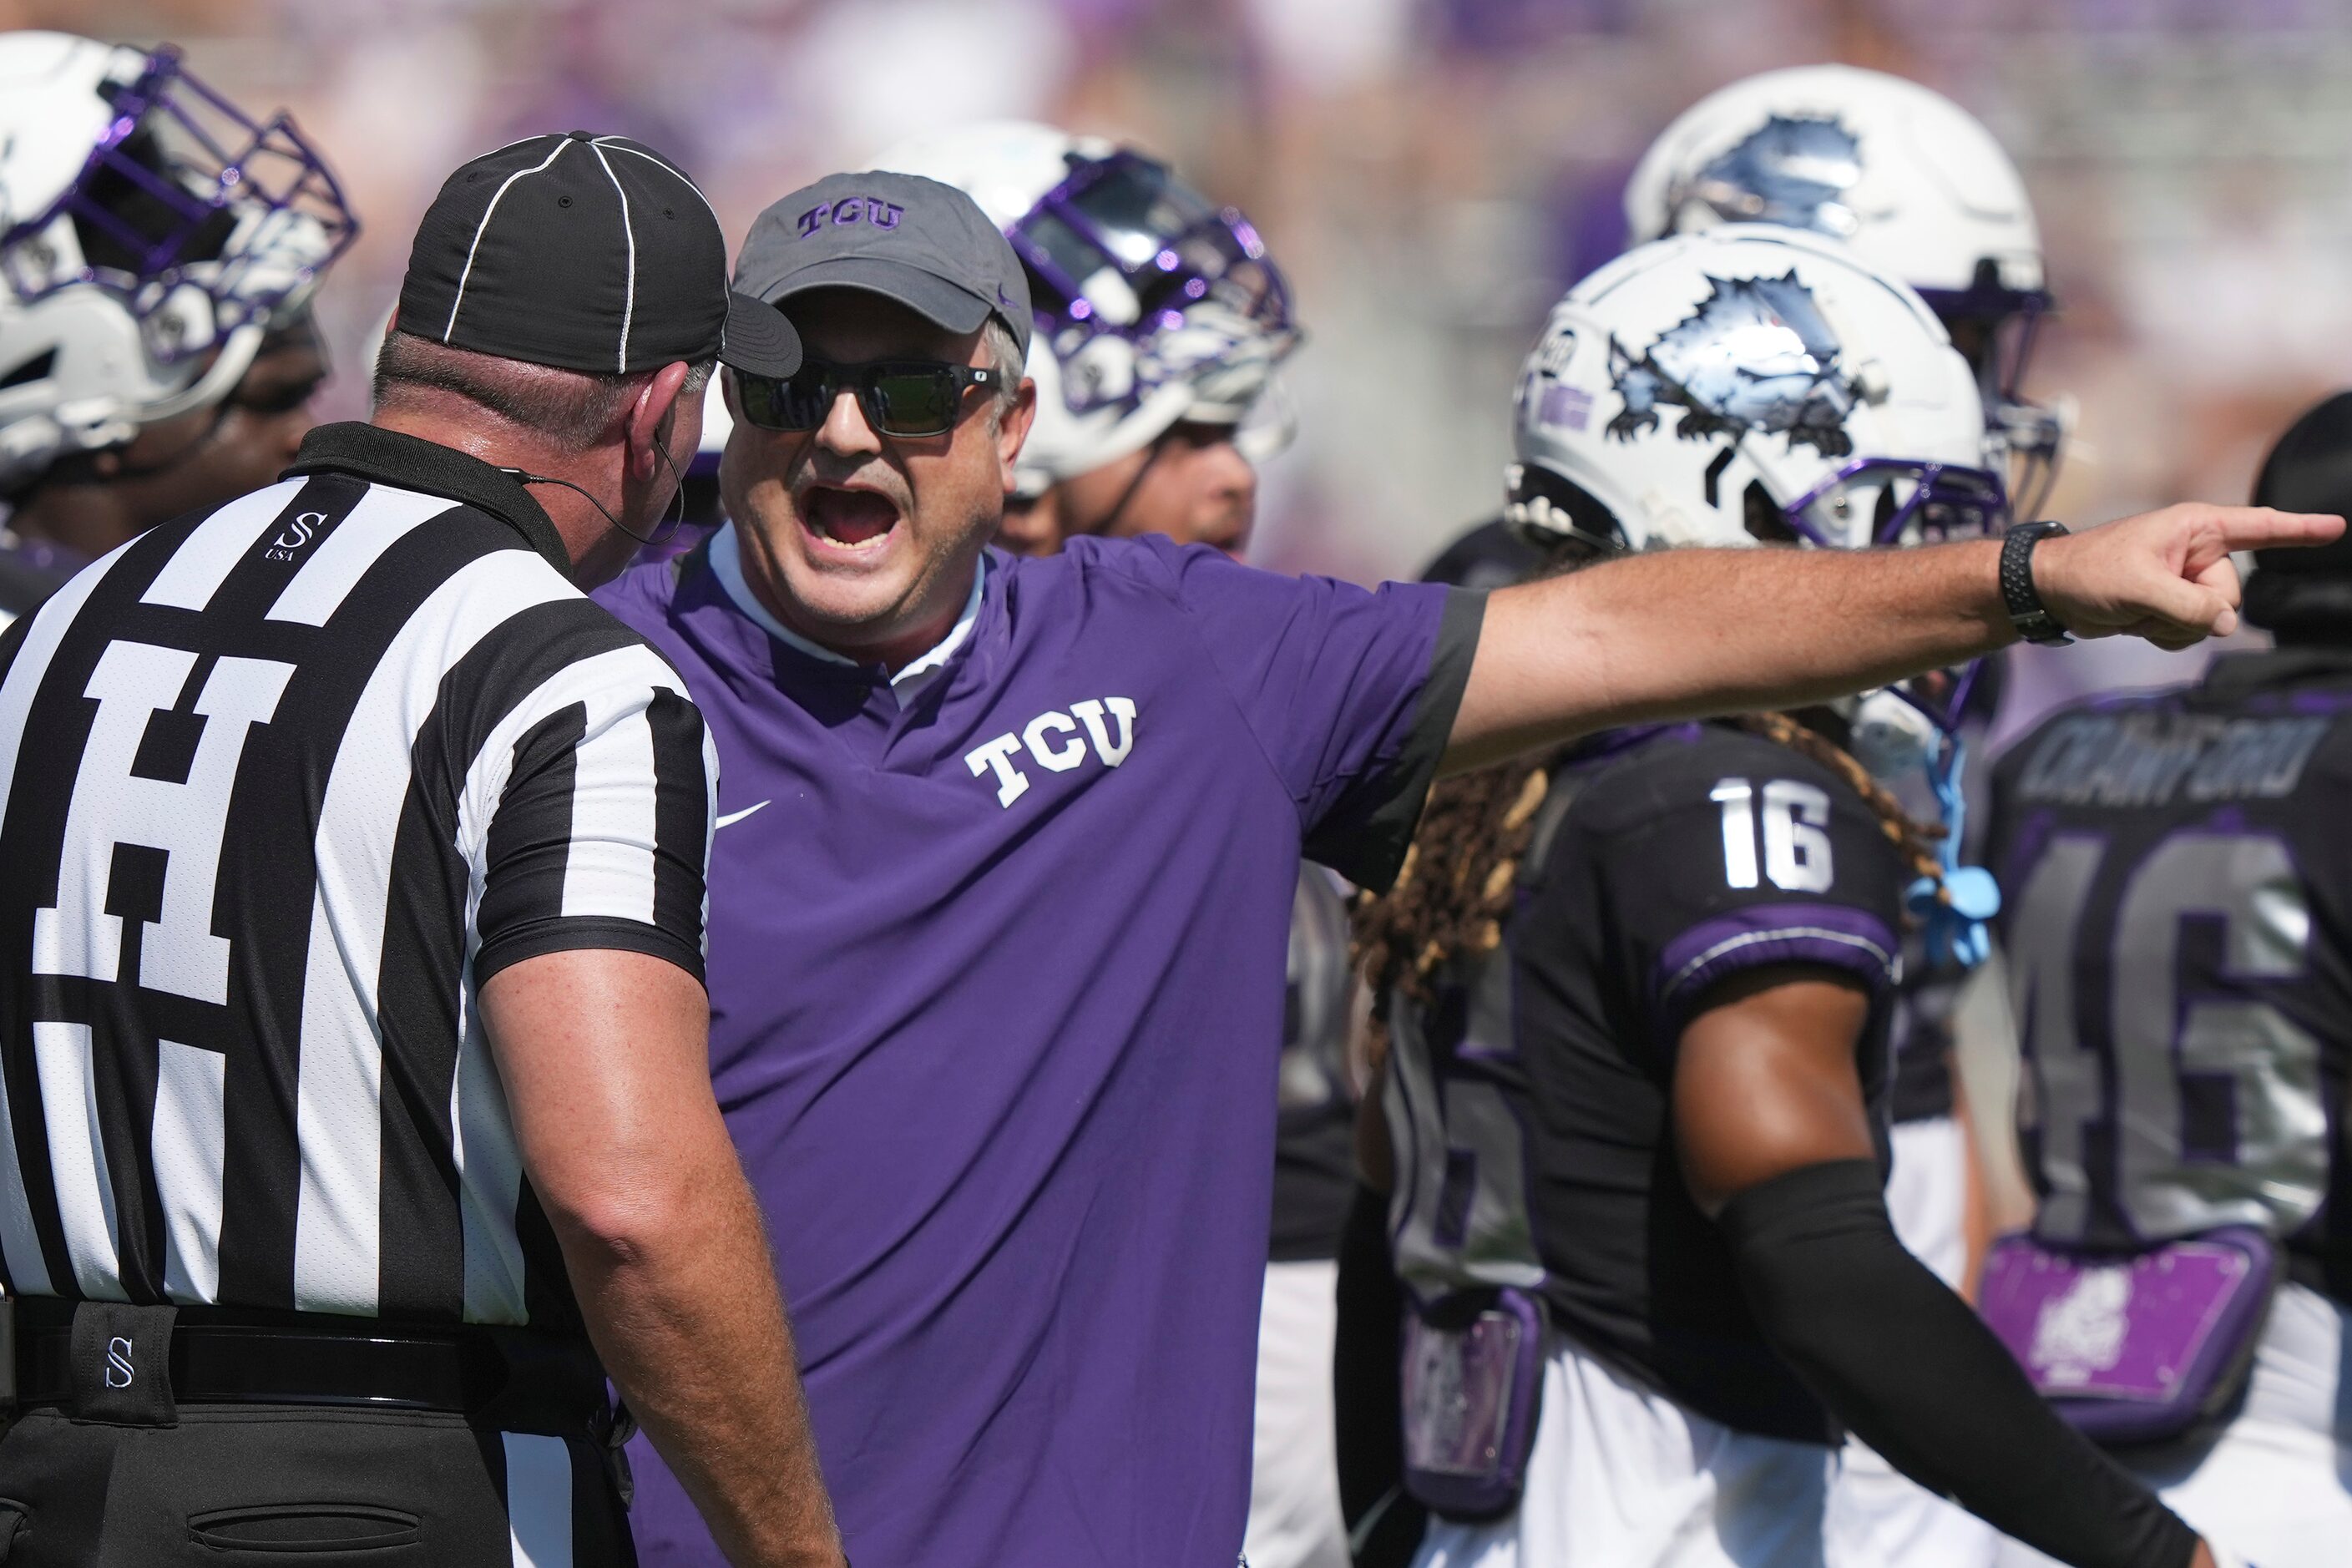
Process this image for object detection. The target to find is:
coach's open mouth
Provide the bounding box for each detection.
[801,484,900,552]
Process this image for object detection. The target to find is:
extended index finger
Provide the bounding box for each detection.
[2210,506,2345,554]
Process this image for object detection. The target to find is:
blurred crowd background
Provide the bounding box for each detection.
[15,0,2351,721]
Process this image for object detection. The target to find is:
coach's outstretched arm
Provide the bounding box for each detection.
[1444,503,2342,771]
[483,950,844,1568]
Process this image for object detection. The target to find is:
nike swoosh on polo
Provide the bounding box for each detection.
[715,800,771,829]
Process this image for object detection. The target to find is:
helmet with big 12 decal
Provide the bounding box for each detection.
[1623,64,2064,521]
[0,30,357,492]
[871,120,1298,500]
[1505,225,2006,956]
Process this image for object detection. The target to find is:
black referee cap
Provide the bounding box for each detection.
[2251,391,2352,578]
[398,131,800,379]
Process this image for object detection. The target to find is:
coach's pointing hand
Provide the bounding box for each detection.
[1444,499,2349,774]
[2032,503,2344,649]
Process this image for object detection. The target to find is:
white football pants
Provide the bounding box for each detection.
[1992,1280,2352,1568]
[1828,1115,2000,1567]
[1245,1258,1351,1568]
[1415,1120,2011,1568]
[1412,1331,1843,1568]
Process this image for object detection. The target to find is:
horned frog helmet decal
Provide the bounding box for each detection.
[1606,268,1860,461]
[1510,226,1996,554]
[1678,114,1866,237]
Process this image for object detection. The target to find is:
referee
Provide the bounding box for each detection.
[0,134,840,1566]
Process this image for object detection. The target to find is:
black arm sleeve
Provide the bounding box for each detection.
[1718,1161,2200,1568]
[1331,1181,1427,1568]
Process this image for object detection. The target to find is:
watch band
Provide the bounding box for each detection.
[2000,521,2073,646]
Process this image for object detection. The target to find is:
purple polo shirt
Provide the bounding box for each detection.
[594,533,1479,1566]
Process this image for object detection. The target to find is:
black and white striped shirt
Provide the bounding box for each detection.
[0,422,714,1329]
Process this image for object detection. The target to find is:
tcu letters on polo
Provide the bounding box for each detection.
[964,697,1136,807]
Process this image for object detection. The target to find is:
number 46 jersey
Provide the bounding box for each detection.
[1985,650,2352,1299]
[1383,721,1908,1445]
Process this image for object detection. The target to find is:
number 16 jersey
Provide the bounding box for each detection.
[1985,649,2352,1302]
[1384,721,1908,1444]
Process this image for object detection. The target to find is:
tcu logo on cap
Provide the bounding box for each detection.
[797,196,905,238]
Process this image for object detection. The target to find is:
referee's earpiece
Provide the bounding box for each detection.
[498,392,689,549]
[649,438,686,545]
[643,388,688,544]
[498,460,683,549]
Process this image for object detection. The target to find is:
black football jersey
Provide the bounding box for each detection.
[1985,650,2352,1302]
[1888,942,1962,1122]
[1418,517,1543,594]
[1383,721,1908,1444]
[1272,862,1361,1262]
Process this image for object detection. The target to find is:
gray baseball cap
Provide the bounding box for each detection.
[734,171,1032,360]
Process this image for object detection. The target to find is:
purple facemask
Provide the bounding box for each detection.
[1782,455,2011,739]
[1916,275,2062,518]
[1778,453,2009,550]
[3,43,357,360]
[1006,149,1297,417]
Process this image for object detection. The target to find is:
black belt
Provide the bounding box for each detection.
[12,1297,615,1434]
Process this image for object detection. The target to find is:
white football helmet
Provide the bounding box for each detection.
[1506,225,2005,777]
[0,30,357,489]
[1624,64,2063,517]
[873,120,1298,498]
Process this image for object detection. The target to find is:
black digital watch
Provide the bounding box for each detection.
[2000,520,2075,646]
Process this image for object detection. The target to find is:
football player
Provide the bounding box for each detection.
[875,121,1297,559]
[1975,391,2352,1567]
[872,122,1346,1568]
[1348,225,2228,1568]
[1626,63,2063,520]
[1623,68,2072,1561]
[0,28,353,616]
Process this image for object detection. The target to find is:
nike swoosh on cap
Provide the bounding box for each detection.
[715,800,771,829]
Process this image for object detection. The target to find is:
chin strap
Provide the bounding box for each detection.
[1086,432,1171,539]
[1904,735,2001,969]
[139,323,269,427]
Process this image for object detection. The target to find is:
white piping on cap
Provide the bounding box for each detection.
[594,139,732,323]
[588,141,635,372]
[444,136,573,343]
[592,139,718,222]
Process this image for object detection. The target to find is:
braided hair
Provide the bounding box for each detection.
[1353,754,1553,1029]
[1349,713,1945,1070]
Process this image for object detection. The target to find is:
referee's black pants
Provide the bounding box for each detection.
[0,1406,637,1565]
[0,1305,636,1566]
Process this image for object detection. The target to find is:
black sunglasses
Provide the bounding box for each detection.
[734,358,1002,438]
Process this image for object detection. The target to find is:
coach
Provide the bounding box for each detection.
[0,134,840,1565]
[595,170,2336,1567]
